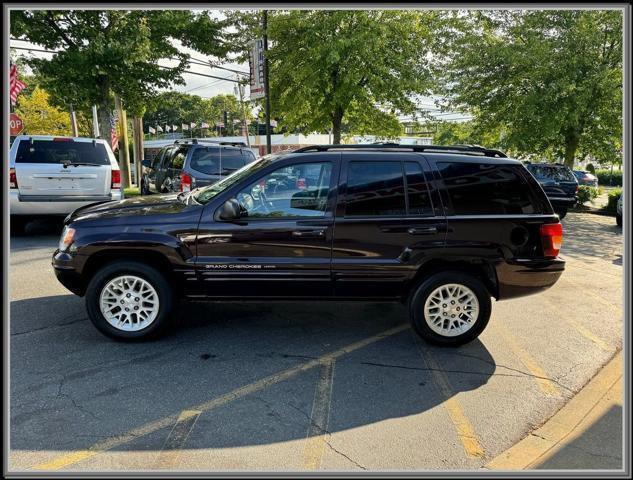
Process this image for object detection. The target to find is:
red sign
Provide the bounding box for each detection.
[10,113,24,136]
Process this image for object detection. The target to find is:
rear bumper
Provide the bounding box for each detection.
[10,190,123,216]
[496,257,565,300]
[548,196,577,207]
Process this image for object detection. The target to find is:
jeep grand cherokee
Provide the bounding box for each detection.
[52,144,565,346]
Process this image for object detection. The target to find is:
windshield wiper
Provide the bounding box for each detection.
[62,160,104,168]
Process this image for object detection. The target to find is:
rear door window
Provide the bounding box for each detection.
[436,162,539,215]
[165,147,188,170]
[15,139,111,165]
[190,147,246,175]
[345,161,406,217]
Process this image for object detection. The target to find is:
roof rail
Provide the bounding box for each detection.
[293,143,507,158]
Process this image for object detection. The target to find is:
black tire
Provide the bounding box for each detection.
[85,260,174,341]
[616,213,622,227]
[10,216,27,235]
[555,208,568,220]
[409,271,492,347]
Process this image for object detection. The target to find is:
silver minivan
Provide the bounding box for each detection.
[10,135,123,233]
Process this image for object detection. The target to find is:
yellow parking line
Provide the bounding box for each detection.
[302,359,336,470]
[495,323,561,397]
[540,296,612,352]
[413,336,484,458]
[153,410,202,469]
[32,324,409,471]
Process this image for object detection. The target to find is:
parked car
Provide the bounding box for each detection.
[525,163,578,219]
[616,193,623,227]
[140,139,258,195]
[573,170,599,187]
[10,135,123,234]
[53,144,565,346]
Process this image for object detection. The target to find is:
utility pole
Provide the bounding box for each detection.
[263,10,272,154]
[91,105,100,137]
[235,81,251,147]
[114,95,131,189]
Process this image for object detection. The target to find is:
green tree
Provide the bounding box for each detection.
[10,10,229,146]
[15,86,72,136]
[232,10,434,143]
[435,10,623,167]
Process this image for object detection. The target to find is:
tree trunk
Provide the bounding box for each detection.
[563,130,581,168]
[133,117,144,188]
[114,95,131,189]
[332,109,343,144]
[97,102,112,146]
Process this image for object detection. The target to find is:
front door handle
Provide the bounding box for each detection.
[292,229,326,238]
[407,226,437,235]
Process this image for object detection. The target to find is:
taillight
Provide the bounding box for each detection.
[10,168,18,189]
[540,222,563,258]
[180,172,192,192]
[296,178,306,189]
[575,185,579,192]
[111,170,121,189]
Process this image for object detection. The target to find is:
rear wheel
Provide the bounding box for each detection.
[85,261,174,340]
[409,272,492,347]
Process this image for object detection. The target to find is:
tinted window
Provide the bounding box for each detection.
[345,161,406,216]
[437,162,537,215]
[527,164,575,182]
[15,139,111,165]
[190,147,247,175]
[236,162,332,218]
[405,161,433,215]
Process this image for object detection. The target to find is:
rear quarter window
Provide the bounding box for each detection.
[189,147,246,175]
[15,139,111,165]
[437,162,544,215]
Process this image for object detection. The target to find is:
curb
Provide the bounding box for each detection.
[485,351,623,470]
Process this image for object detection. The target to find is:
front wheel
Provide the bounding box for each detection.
[85,261,174,341]
[409,272,492,347]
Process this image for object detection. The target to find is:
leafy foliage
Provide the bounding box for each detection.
[595,169,623,187]
[11,10,229,142]
[434,10,623,167]
[605,188,622,212]
[259,10,435,143]
[15,86,72,136]
[143,91,252,137]
[576,185,600,205]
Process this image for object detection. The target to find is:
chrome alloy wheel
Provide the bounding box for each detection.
[99,275,159,332]
[423,283,480,337]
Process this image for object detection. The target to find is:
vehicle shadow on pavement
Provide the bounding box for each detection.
[10,295,497,457]
[561,213,622,261]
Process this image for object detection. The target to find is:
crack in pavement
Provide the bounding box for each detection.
[56,374,101,422]
[324,435,367,470]
[11,315,87,337]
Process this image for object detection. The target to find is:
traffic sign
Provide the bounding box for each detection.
[10,113,24,136]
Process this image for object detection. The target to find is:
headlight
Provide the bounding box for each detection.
[58,226,76,251]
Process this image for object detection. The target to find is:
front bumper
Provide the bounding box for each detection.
[52,250,85,296]
[496,257,565,300]
[10,190,124,216]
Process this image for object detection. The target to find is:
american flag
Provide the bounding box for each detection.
[110,111,119,151]
[201,122,209,129]
[10,64,27,105]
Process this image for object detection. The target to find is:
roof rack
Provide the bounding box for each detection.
[293,143,507,158]
[174,138,247,148]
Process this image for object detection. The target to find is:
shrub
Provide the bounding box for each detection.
[585,163,596,174]
[605,188,622,212]
[595,169,623,187]
[577,185,600,204]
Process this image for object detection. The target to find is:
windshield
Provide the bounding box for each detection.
[193,155,278,204]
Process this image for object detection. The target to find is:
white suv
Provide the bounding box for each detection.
[10,135,123,233]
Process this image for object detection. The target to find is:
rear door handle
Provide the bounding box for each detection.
[292,229,326,238]
[407,226,437,235]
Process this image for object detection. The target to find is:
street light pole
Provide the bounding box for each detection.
[263,10,272,154]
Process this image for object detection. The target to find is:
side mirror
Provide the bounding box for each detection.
[216,198,242,221]
[141,159,152,168]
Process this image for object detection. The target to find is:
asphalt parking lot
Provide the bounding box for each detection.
[9,212,623,471]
